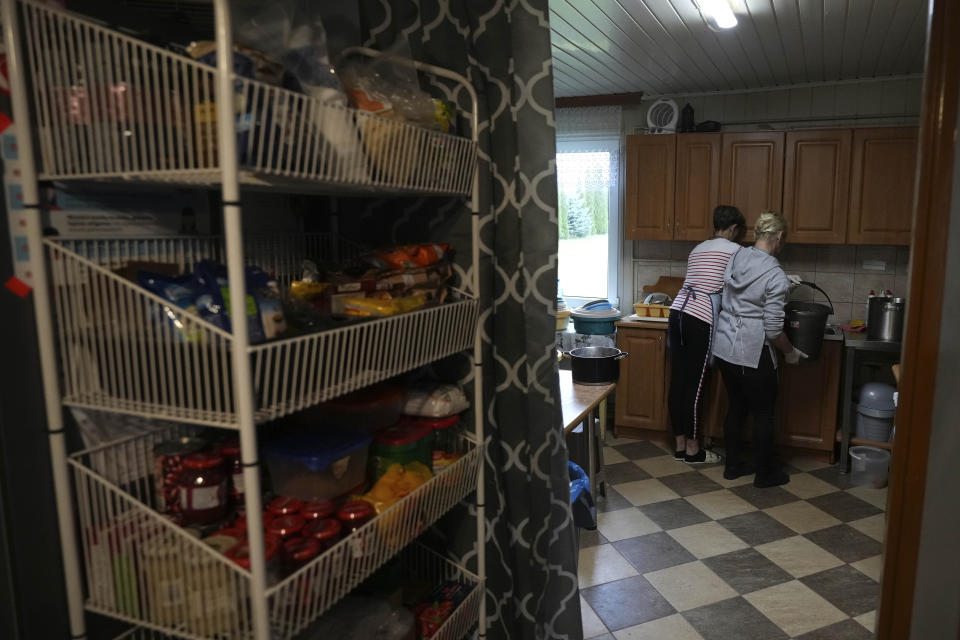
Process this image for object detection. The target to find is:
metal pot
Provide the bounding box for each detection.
[565,346,628,385]
[867,296,905,342]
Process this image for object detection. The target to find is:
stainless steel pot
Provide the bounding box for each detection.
[867,296,905,342]
[565,346,629,385]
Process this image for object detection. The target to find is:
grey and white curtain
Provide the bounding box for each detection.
[346,2,582,639]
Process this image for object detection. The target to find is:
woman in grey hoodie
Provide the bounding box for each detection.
[712,211,807,488]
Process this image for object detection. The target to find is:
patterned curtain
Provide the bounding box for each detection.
[346,2,582,639]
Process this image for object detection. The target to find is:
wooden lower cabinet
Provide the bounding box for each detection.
[614,322,841,458]
[704,341,842,460]
[615,324,670,435]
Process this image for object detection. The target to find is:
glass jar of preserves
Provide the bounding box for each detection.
[178,452,228,525]
[267,514,305,541]
[337,500,374,559]
[268,496,303,517]
[219,439,244,504]
[303,517,342,553]
[301,500,334,521]
[282,535,320,570]
[226,535,281,585]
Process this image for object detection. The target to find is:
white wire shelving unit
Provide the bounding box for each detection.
[3,0,487,638]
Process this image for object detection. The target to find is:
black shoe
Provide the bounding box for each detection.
[754,471,790,488]
[674,450,685,461]
[723,463,755,480]
[685,449,722,464]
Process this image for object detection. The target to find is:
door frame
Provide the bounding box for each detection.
[877,0,958,637]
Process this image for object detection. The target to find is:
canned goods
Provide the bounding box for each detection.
[153,437,205,516]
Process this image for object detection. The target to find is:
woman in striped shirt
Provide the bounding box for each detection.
[667,205,746,464]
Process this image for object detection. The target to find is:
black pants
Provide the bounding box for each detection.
[667,310,712,440]
[718,349,780,477]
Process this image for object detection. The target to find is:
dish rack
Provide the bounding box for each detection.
[4,0,487,638]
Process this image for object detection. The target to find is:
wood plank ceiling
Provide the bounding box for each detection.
[551,0,928,98]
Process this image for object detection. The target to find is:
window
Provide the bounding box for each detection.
[555,136,621,306]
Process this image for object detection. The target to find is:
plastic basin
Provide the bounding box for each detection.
[849,445,890,489]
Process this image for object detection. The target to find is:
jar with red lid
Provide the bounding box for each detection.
[268,496,303,516]
[178,452,229,525]
[303,518,342,552]
[267,514,305,541]
[219,439,244,504]
[226,535,281,585]
[338,500,374,558]
[282,535,320,570]
[301,500,334,521]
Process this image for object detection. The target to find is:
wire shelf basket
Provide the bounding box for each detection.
[46,236,479,427]
[74,426,484,640]
[19,0,477,195]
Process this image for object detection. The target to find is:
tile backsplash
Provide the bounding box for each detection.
[633,241,910,325]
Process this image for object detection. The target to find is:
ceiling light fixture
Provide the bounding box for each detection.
[696,0,738,30]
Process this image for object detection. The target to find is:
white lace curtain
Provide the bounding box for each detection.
[555,105,622,190]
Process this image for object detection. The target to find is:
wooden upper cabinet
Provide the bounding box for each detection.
[848,127,919,245]
[674,133,721,241]
[625,134,675,240]
[782,130,852,244]
[615,327,668,432]
[720,132,785,229]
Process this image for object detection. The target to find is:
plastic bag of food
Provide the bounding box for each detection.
[137,269,204,341]
[364,243,452,270]
[193,260,287,343]
[231,0,345,103]
[341,294,427,317]
[402,385,469,418]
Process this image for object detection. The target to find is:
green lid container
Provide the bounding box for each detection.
[370,422,434,479]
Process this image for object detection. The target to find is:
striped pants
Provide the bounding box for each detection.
[667,310,712,440]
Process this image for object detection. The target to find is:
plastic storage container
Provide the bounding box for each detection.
[571,300,621,335]
[317,383,405,433]
[855,382,897,441]
[849,445,890,489]
[263,430,373,501]
[370,422,434,479]
[400,415,463,474]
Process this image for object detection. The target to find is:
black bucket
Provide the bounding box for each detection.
[784,282,834,360]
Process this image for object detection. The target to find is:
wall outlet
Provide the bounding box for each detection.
[862,260,887,271]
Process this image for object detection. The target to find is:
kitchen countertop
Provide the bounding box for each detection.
[616,318,668,330]
[842,331,902,352]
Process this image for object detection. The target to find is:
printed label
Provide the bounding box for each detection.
[232,471,244,496]
[330,456,350,480]
[790,320,800,328]
[180,481,225,511]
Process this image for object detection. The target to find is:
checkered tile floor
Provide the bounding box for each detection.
[579,437,886,640]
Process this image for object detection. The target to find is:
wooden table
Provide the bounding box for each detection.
[559,369,616,498]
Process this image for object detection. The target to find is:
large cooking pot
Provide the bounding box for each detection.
[867,296,905,341]
[565,346,629,385]
[784,281,835,360]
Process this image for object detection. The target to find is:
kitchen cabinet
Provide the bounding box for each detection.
[782,129,852,244]
[720,132,785,229]
[615,323,670,434]
[674,133,722,241]
[848,127,919,245]
[704,340,842,461]
[625,134,675,240]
